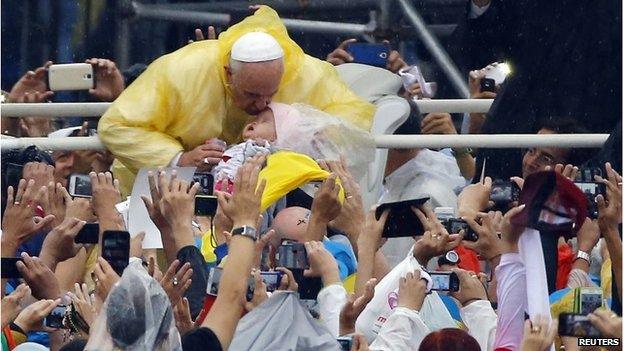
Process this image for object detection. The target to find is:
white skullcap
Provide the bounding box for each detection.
[231,32,284,62]
[48,126,82,138]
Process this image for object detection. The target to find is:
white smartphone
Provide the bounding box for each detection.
[47,63,95,91]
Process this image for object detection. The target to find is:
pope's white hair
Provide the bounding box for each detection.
[228,57,283,74]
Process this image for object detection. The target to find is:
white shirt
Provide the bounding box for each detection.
[368,307,431,351]
[317,283,348,338]
[460,300,498,351]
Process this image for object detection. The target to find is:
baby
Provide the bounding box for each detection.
[212,103,299,192]
[212,102,374,192]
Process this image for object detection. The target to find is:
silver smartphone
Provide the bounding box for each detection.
[47,63,95,91]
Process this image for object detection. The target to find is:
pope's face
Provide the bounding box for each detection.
[227,59,284,115]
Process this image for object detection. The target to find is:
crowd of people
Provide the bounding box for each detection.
[1,3,622,351]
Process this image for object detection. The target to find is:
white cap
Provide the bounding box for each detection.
[231,32,284,62]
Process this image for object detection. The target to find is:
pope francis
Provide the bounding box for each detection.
[98,6,375,193]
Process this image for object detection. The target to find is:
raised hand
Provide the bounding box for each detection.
[85,58,125,102]
[339,278,376,335]
[39,217,86,267]
[450,268,487,306]
[326,38,357,66]
[13,298,62,333]
[303,241,340,286]
[16,253,61,300]
[310,173,342,224]
[1,284,31,328]
[8,61,53,103]
[412,206,463,264]
[398,270,428,311]
[159,259,193,306]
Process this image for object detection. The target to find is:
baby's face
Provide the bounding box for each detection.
[242,108,277,141]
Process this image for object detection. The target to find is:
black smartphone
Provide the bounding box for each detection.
[1,257,23,278]
[45,305,67,329]
[277,241,309,270]
[375,197,429,238]
[68,173,92,198]
[337,336,353,351]
[194,195,218,217]
[193,172,214,195]
[260,271,283,292]
[429,271,460,292]
[347,43,390,68]
[101,230,130,276]
[444,218,480,242]
[480,78,496,93]
[574,182,607,219]
[558,313,602,338]
[489,180,520,207]
[74,222,100,244]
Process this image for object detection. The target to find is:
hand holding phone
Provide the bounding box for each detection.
[195,195,218,217]
[74,222,100,244]
[375,197,429,238]
[429,271,460,292]
[559,313,602,337]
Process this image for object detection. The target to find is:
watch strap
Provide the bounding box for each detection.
[575,250,591,264]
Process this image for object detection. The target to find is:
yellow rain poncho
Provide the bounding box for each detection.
[98,6,375,193]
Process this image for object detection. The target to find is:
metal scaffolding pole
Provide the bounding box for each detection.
[131,2,373,37]
[142,0,381,13]
[115,0,132,69]
[0,100,497,118]
[398,0,469,98]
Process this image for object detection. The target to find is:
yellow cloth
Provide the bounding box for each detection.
[601,258,613,300]
[259,151,344,211]
[343,273,356,294]
[200,231,218,264]
[98,6,375,194]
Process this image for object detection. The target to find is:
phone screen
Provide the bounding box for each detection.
[194,195,218,217]
[69,174,92,198]
[206,267,223,296]
[75,222,100,244]
[45,305,67,329]
[429,271,460,292]
[558,313,602,337]
[193,172,214,195]
[376,197,429,238]
[1,258,23,278]
[102,231,130,276]
[260,272,283,292]
[337,337,352,351]
[578,289,603,315]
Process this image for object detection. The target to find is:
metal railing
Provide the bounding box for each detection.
[0,134,609,151]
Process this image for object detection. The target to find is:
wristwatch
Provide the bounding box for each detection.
[231,225,258,241]
[575,250,591,264]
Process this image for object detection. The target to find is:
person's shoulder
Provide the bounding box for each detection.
[155,41,221,75]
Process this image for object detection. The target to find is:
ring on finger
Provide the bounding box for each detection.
[173,277,179,286]
[203,157,210,165]
[531,326,542,333]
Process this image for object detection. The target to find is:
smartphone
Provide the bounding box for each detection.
[1,258,23,278]
[47,63,95,91]
[347,43,390,68]
[375,197,429,238]
[68,174,92,198]
[45,305,67,329]
[260,271,283,292]
[574,182,606,219]
[558,313,602,338]
[101,230,130,276]
[193,172,215,195]
[4,163,24,190]
[489,180,520,207]
[74,222,100,244]
[277,241,309,270]
[194,195,218,217]
[206,267,223,296]
[443,218,479,242]
[429,271,460,292]
[575,287,603,315]
[337,336,353,351]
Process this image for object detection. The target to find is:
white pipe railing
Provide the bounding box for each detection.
[0,134,608,151]
[0,99,496,117]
